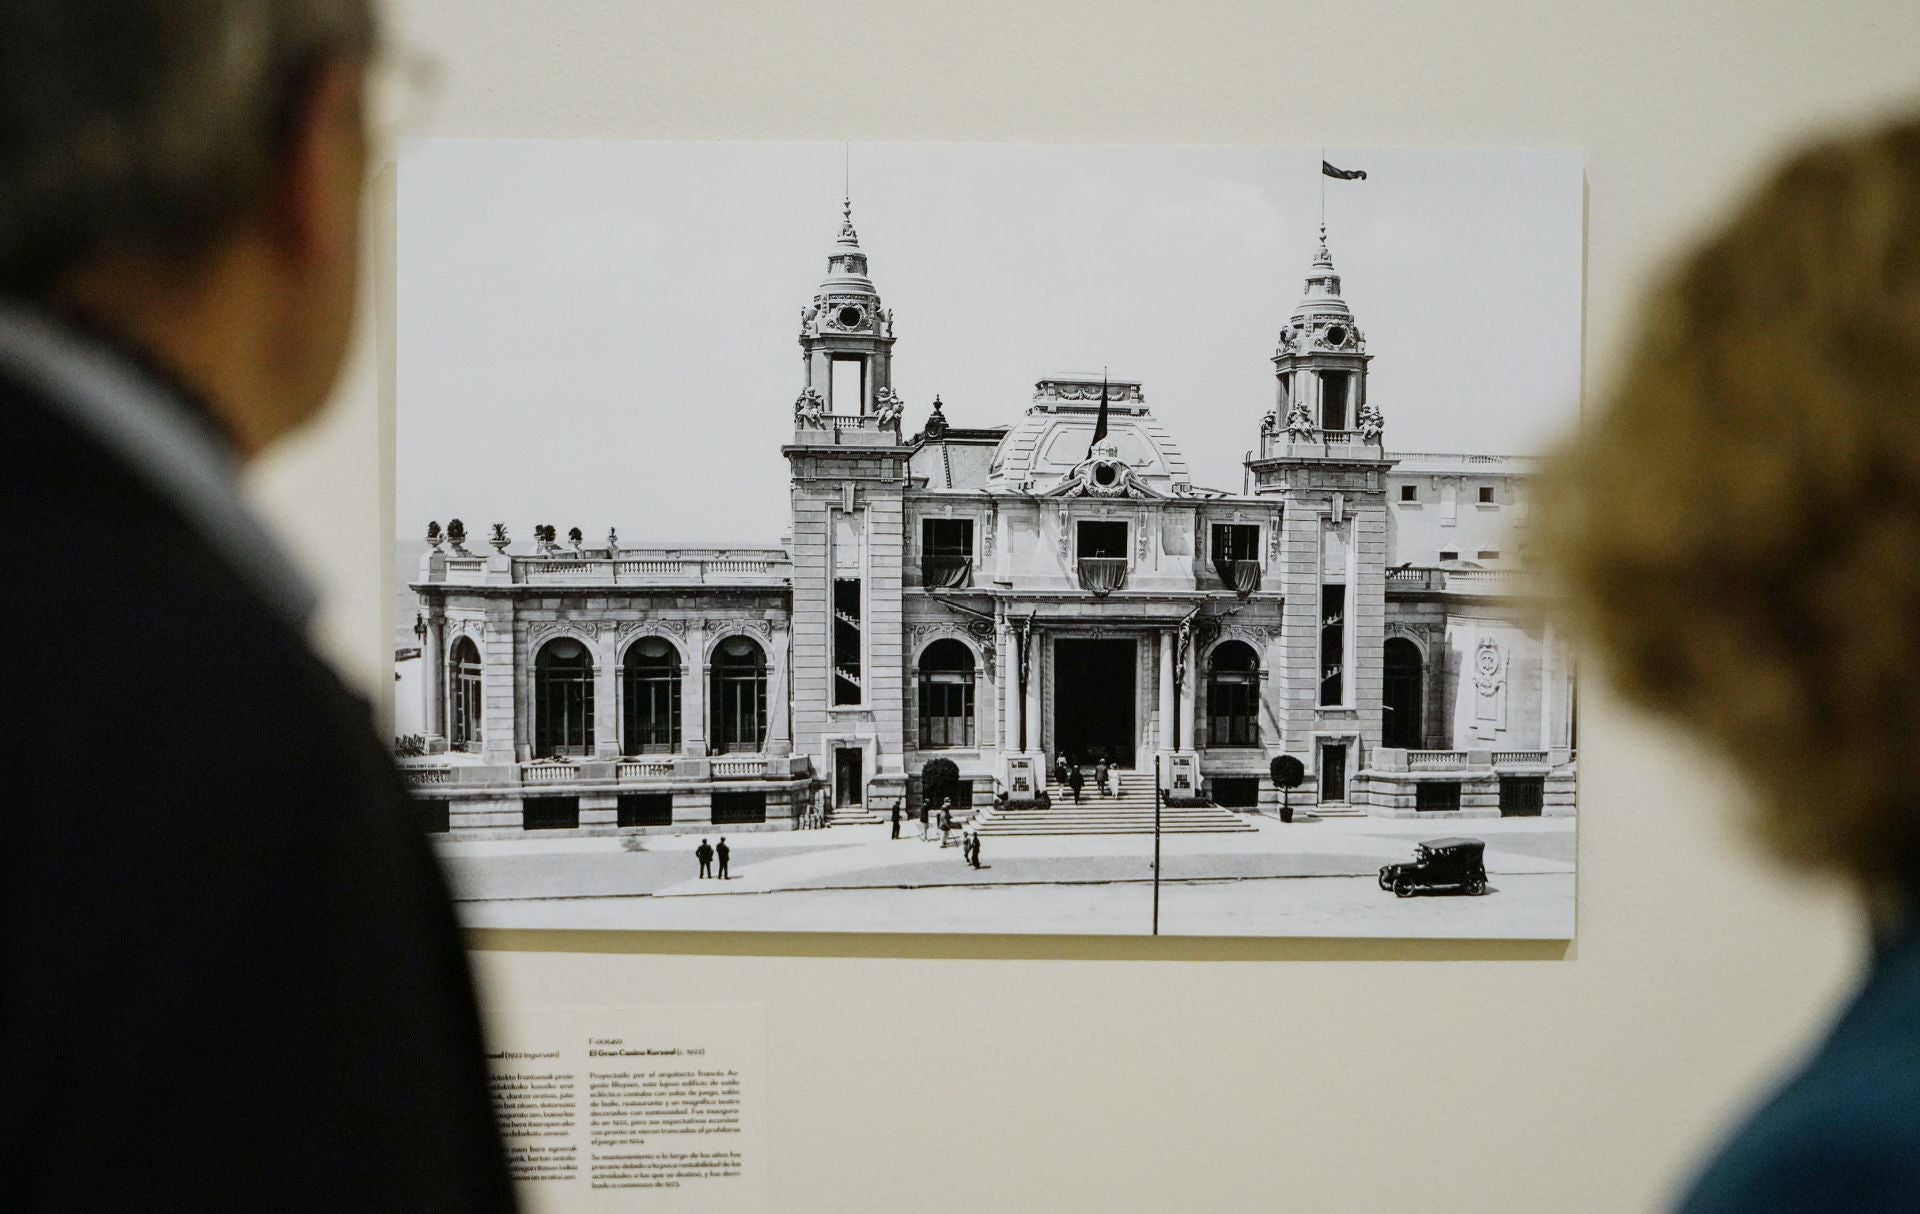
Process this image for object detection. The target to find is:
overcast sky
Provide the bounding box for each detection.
[397,141,1581,546]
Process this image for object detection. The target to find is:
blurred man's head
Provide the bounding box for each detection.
[1544,116,1920,888]
[0,0,378,456]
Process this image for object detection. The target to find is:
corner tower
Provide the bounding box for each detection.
[785,197,912,813]
[1269,224,1377,437]
[1246,224,1394,815]
[795,198,902,420]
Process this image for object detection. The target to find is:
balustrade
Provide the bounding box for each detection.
[617,759,675,781]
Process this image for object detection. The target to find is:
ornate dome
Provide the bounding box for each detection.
[1275,223,1367,357]
[985,376,1192,495]
[816,196,878,301]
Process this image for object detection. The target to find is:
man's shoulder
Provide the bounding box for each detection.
[1677,1043,1920,1212]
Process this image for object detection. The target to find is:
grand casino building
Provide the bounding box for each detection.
[398,199,1576,834]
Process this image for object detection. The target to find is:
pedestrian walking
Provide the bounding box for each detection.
[938,807,952,847]
[696,838,714,879]
[919,801,930,840]
[1096,759,1111,797]
[1054,754,1070,786]
[716,837,731,880]
[891,800,901,839]
[1068,765,1084,803]
[969,831,983,869]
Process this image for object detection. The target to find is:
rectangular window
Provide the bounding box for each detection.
[833,577,862,705]
[712,791,767,825]
[617,793,673,827]
[921,517,974,587]
[1321,743,1348,803]
[1076,519,1129,558]
[1416,782,1463,812]
[1399,484,1418,502]
[1210,523,1261,565]
[1477,549,1501,561]
[523,796,580,831]
[1319,584,1346,706]
[829,355,865,415]
[1500,776,1545,817]
[1321,372,1351,431]
[1478,485,1496,504]
[919,671,976,748]
[1439,550,1458,562]
[1211,777,1260,809]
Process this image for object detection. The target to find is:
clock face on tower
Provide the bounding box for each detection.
[835,304,866,330]
[1324,324,1349,348]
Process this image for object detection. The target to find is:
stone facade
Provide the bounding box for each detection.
[399,205,1575,836]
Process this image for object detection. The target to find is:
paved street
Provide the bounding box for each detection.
[439,814,1574,938]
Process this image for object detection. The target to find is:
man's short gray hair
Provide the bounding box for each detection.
[0,0,377,296]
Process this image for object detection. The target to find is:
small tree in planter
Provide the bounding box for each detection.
[921,757,959,827]
[1271,754,1306,823]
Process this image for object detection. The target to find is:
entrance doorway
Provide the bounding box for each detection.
[1053,638,1137,768]
[834,747,863,807]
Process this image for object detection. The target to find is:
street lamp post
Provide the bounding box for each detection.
[1153,753,1163,936]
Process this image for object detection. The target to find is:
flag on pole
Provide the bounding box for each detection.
[1088,373,1110,456]
[1322,161,1368,180]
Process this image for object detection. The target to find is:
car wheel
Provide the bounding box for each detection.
[1395,880,1415,898]
[1468,878,1487,896]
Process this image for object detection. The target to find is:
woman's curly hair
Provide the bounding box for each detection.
[1541,115,1920,884]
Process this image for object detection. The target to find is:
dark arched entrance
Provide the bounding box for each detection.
[1382,637,1424,749]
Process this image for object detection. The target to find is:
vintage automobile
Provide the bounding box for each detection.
[1379,837,1489,897]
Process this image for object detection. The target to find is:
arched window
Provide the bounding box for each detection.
[1206,640,1261,747]
[622,637,681,754]
[448,636,483,752]
[534,638,595,758]
[710,636,767,754]
[1383,637,1424,749]
[917,639,976,749]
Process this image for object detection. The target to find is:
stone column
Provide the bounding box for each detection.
[1540,620,1558,750]
[682,625,709,756]
[594,631,620,758]
[997,620,1018,754]
[481,600,519,765]
[421,608,447,748]
[1158,628,1176,750]
[1024,628,1043,756]
[767,623,793,756]
[1178,637,1197,751]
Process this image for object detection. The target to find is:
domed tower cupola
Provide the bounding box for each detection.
[1267,224,1379,445]
[795,196,901,427]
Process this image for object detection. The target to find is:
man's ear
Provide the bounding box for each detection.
[266,60,366,267]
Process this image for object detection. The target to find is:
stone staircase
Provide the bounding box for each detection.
[825,800,889,827]
[969,772,1256,837]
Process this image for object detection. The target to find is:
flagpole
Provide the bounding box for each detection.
[1319,145,1326,227]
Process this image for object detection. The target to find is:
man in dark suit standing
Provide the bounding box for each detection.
[0,4,515,1210]
[716,837,731,880]
[696,838,714,879]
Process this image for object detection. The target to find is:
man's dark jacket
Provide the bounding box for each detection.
[0,360,517,1209]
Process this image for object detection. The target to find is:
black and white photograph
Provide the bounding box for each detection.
[393,140,1582,938]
